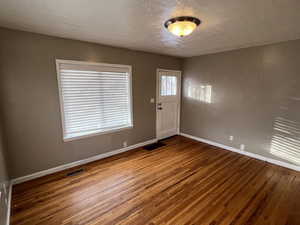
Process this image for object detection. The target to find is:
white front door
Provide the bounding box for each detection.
[156,69,181,140]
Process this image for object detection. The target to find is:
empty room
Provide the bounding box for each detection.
[1,0,300,224]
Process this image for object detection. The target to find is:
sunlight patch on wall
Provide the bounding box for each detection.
[187,83,212,103]
[270,117,300,165]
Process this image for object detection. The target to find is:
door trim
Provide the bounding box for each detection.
[156,68,182,140]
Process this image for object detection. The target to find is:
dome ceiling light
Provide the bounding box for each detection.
[164,16,201,37]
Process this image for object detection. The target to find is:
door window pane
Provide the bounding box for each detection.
[161,75,177,96]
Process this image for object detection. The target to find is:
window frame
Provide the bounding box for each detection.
[56,59,133,142]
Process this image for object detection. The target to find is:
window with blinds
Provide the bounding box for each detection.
[56,60,133,141]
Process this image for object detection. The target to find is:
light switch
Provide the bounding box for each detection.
[150,98,155,103]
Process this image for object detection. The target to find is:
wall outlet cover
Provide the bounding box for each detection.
[240,144,245,151]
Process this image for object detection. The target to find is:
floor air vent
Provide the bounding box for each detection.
[66,168,84,177]
[143,142,166,151]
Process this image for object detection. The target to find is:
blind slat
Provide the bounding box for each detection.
[64,105,129,113]
[67,124,130,135]
[66,119,130,131]
[63,102,129,110]
[66,118,129,128]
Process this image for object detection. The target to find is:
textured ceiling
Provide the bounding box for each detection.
[0,0,300,57]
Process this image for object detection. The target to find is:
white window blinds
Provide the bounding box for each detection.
[56,60,133,141]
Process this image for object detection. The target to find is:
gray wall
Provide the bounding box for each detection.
[181,39,300,167]
[2,26,299,180]
[0,119,9,225]
[0,28,182,178]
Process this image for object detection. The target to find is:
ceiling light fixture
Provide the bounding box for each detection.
[164,16,201,37]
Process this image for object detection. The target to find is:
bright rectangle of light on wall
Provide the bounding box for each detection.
[187,83,212,103]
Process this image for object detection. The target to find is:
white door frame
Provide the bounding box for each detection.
[156,68,182,140]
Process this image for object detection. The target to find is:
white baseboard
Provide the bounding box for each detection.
[6,183,12,225]
[11,133,299,185]
[11,138,157,185]
[180,132,300,172]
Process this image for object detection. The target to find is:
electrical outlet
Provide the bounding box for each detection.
[240,144,245,151]
[229,136,234,141]
[123,141,127,148]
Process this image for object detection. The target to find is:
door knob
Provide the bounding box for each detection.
[158,107,163,110]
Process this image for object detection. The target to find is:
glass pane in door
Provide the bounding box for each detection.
[161,75,177,96]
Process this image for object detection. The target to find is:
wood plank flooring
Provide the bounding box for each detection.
[11,136,300,225]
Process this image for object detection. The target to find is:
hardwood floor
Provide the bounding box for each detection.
[11,136,300,225]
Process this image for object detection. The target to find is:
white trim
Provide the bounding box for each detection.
[156,69,182,140]
[6,183,12,225]
[157,68,182,73]
[177,72,182,135]
[56,60,67,140]
[11,138,157,185]
[56,59,133,69]
[55,59,134,142]
[180,133,300,172]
